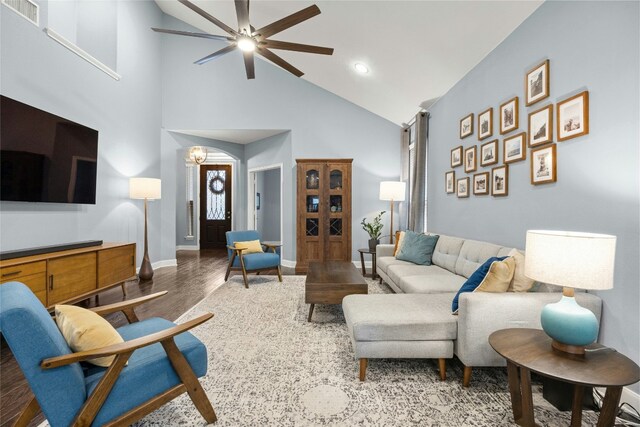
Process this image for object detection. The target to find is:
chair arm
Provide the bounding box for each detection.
[376,244,395,258]
[262,243,281,253]
[41,313,213,369]
[89,291,168,318]
[227,245,247,253]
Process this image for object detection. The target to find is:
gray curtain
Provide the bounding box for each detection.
[398,127,410,231]
[409,112,428,232]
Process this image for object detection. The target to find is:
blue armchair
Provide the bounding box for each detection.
[224,230,282,288]
[0,282,217,427]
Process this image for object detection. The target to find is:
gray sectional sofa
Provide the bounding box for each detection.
[342,234,603,385]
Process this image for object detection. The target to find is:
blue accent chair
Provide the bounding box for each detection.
[225,230,282,288]
[0,282,217,427]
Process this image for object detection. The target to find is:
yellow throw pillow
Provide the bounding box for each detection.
[507,248,535,292]
[234,240,264,254]
[394,231,406,257]
[55,305,124,367]
[476,257,515,293]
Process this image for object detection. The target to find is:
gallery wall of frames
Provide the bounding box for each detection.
[446,59,590,198]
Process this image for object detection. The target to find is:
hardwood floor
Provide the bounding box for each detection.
[0,248,284,427]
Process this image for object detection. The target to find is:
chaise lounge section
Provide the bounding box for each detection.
[343,234,603,385]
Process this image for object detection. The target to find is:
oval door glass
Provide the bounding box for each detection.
[306,169,319,189]
[330,170,342,189]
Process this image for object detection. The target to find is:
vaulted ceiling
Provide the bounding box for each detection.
[155,0,543,125]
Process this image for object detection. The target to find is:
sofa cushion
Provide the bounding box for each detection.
[507,249,535,292]
[452,256,507,313]
[396,232,439,265]
[397,270,466,294]
[377,256,414,275]
[454,240,503,278]
[431,234,465,273]
[387,263,442,285]
[343,293,458,341]
[476,257,515,292]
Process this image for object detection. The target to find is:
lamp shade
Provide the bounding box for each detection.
[129,178,161,200]
[524,230,616,290]
[379,181,406,202]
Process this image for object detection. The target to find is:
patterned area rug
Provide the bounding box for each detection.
[129,276,599,426]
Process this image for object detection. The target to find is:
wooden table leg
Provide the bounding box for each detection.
[597,386,622,427]
[519,367,536,427]
[571,385,584,427]
[359,252,366,276]
[307,304,315,322]
[507,361,523,422]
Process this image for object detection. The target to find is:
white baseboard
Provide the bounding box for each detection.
[135,259,177,274]
[176,245,199,251]
[281,259,296,268]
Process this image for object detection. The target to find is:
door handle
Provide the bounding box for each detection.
[226,211,232,219]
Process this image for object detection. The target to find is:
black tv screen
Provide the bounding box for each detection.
[1,95,98,204]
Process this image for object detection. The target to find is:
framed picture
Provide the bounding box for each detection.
[531,144,557,185]
[457,177,469,198]
[500,96,519,134]
[451,146,463,168]
[473,172,490,195]
[525,59,550,106]
[478,108,493,140]
[480,140,498,167]
[445,171,455,194]
[557,91,589,141]
[528,104,553,147]
[491,165,509,197]
[464,146,477,173]
[460,113,474,139]
[503,132,527,164]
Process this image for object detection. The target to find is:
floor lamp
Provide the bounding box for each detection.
[379,181,406,244]
[129,177,162,281]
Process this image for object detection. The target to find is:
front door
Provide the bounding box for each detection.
[199,164,232,249]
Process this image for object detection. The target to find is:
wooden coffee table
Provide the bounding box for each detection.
[305,261,368,322]
[489,328,640,427]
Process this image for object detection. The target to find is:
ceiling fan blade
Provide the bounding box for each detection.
[194,45,237,65]
[256,47,303,77]
[262,39,333,55]
[151,28,233,42]
[178,0,238,36]
[254,5,321,39]
[243,51,255,79]
[234,0,250,34]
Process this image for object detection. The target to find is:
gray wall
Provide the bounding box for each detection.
[256,168,281,242]
[254,171,266,234]
[160,13,401,262]
[0,1,164,265]
[426,1,639,389]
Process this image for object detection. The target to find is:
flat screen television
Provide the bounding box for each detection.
[1,95,98,204]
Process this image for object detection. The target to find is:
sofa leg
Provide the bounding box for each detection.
[438,358,446,381]
[359,358,368,382]
[378,277,382,284]
[463,365,472,387]
[277,265,283,282]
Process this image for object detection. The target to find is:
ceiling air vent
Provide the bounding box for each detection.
[2,0,39,26]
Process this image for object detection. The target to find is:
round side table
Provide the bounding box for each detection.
[489,328,640,427]
[357,248,377,279]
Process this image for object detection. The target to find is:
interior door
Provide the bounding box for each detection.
[200,164,232,249]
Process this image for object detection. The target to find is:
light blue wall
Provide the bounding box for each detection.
[426,1,640,387]
[255,168,281,242]
[160,14,401,262]
[0,1,164,265]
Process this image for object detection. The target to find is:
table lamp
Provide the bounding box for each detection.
[130,177,162,281]
[379,181,406,243]
[524,230,616,355]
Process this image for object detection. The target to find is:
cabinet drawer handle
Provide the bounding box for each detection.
[49,275,54,290]
[1,270,21,278]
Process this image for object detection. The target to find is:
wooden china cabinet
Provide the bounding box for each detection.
[296,159,352,273]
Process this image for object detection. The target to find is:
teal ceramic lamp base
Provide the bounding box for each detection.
[540,287,599,355]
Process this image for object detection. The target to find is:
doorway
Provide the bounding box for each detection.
[248,164,282,244]
[199,164,232,249]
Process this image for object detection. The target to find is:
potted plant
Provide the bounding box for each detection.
[361,211,386,252]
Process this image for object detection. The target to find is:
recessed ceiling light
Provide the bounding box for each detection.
[354,63,369,74]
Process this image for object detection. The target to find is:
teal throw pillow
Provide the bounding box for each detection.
[396,232,439,266]
[452,256,507,313]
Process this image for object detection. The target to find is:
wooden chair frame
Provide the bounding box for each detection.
[15,292,217,427]
[224,243,283,288]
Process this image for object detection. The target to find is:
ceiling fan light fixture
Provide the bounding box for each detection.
[237,36,256,52]
[354,62,369,74]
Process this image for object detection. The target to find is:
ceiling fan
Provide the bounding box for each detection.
[152,0,334,79]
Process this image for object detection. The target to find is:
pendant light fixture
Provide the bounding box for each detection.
[189,146,208,164]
